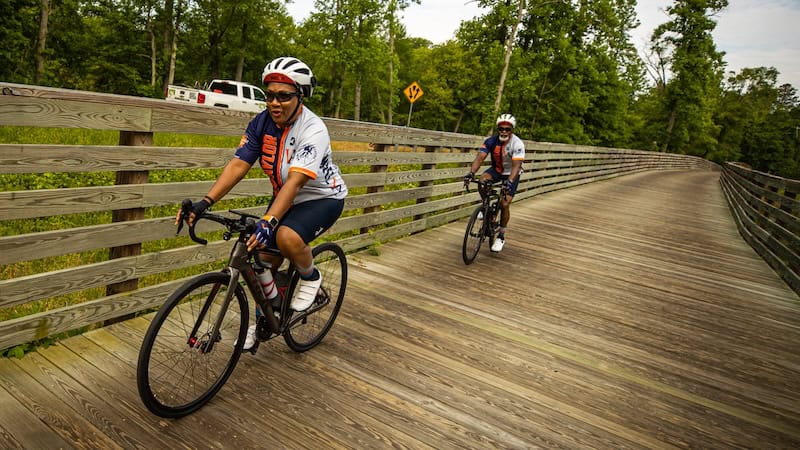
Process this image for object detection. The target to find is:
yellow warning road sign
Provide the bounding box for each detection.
[403,82,424,103]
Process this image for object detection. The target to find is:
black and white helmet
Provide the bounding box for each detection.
[262,56,317,98]
[496,113,516,128]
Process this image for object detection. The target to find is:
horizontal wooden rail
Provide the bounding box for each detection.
[0,82,713,350]
[720,163,800,293]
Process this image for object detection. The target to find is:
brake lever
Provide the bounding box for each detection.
[176,199,193,235]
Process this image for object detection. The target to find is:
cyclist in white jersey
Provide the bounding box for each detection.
[179,57,347,350]
[464,114,525,252]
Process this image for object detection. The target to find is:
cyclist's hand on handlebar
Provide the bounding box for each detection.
[247,218,276,251]
[463,171,474,187]
[174,198,212,227]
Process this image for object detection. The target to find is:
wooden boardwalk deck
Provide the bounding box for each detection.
[2,169,799,449]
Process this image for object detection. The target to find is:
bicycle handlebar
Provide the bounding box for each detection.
[463,177,507,196]
[177,199,258,246]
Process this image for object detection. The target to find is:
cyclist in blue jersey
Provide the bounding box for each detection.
[463,114,525,252]
[179,56,348,350]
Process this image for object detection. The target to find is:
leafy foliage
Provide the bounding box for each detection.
[0,0,797,177]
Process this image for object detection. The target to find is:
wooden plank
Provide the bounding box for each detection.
[0,144,234,174]
[0,379,75,450]
[0,181,467,265]
[114,317,340,449]
[331,150,473,166]
[41,333,268,449]
[12,350,165,449]
[0,239,231,307]
[0,144,475,175]
[0,279,182,350]
[329,193,474,233]
[0,356,122,448]
[0,95,152,132]
[0,209,239,265]
[0,178,268,220]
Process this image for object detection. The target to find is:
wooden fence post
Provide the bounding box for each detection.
[104,130,151,326]
[361,143,387,235]
[414,145,438,222]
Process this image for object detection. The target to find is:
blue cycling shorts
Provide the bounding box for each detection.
[482,167,519,197]
[268,198,344,244]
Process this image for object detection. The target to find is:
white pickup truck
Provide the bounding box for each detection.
[166,80,267,113]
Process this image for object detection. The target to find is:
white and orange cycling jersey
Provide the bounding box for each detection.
[234,105,347,204]
[479,134,525,176]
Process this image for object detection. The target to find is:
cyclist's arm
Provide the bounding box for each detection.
[509,159,523,182]
[205,158,252,204]
[469,151,488,174]
[265,171,310,220]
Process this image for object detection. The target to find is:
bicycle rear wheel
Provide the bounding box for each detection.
[137,272,248,418]
[284,242,347,352]
[462,206,486,265]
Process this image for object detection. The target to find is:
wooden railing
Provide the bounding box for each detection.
[0,83,713,350]
[720,162,800,293]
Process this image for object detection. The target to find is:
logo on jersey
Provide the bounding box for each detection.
[260,135,278,177]
[295,144,317,164]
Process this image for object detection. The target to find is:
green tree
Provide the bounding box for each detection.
[0,0,39,83]
[709,67,800,177]
[650,0,728,156]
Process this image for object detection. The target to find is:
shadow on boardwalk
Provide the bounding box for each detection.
[2,169,799,449]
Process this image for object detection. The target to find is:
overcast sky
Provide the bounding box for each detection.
[286,0,800,89]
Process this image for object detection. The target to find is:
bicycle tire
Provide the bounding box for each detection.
[137,272,248,418]
[462,206,486,265]
[284,242,347,352]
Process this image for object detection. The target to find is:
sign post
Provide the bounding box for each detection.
[403,81,424,127]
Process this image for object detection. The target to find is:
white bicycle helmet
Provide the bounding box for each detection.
[262,56,317,98]
[496,113,516,128]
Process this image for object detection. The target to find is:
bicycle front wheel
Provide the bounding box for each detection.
[136,272,248,418]
[462,206,486,265]
[284,242,347,352]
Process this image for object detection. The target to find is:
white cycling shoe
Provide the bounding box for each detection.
[291,274,323,311]
[236,324,257,351]
[491,235,505,252]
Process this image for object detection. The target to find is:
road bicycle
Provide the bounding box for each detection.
[136,200,347,418]
[462,177,506,265]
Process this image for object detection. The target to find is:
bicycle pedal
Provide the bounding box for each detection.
[245,341,260,355]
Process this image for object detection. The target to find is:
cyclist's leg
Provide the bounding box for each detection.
[278,199,344,311]
[499,175,519,228]
[481,167,501,183]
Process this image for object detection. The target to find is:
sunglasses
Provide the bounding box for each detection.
[498,126,513,132]
[265,91,299,102]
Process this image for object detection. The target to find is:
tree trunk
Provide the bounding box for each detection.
[166,0,184,89]
[335,83,344,119]
[34,0,50,85]
[453,109,464,133]
[388,31,394,125]
[490,0,525,134]
[148,10,156,88]
[354,76,362,121]
[160,0,174,91]
[387,0,396,125]
[235,21,247,81]
[662,107,677,152]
